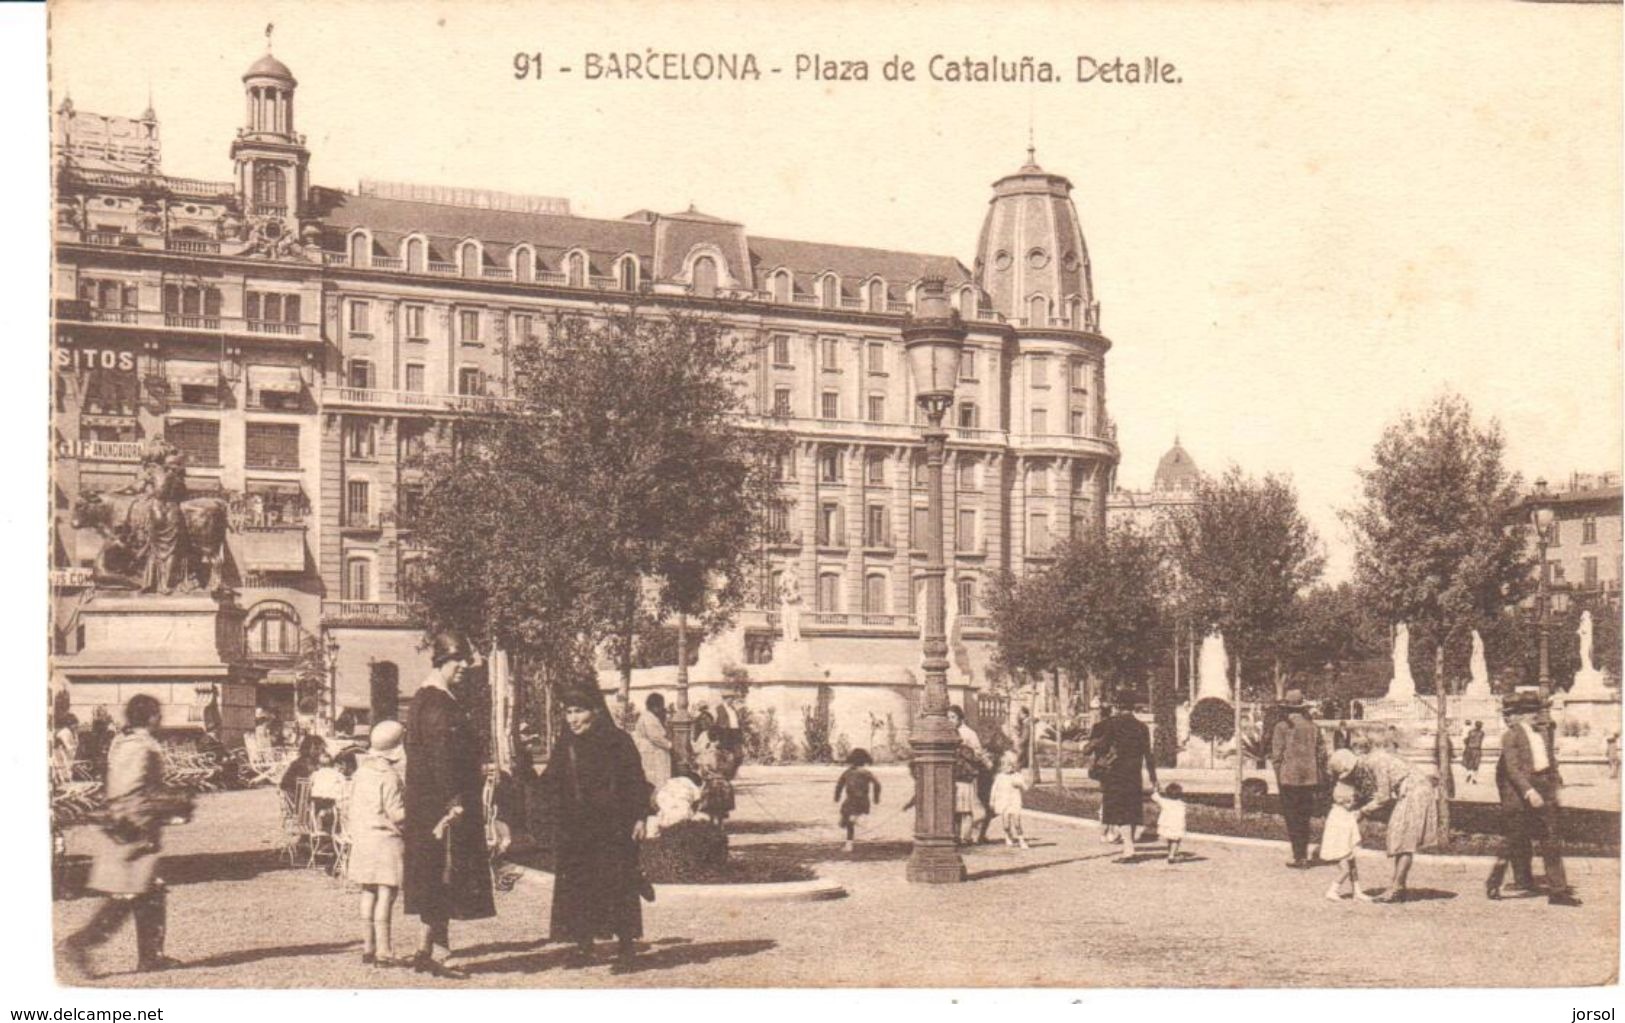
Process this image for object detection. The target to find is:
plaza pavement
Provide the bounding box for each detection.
[54,765,1619,989]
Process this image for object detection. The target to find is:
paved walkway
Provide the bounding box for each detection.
[55,766,1618,988]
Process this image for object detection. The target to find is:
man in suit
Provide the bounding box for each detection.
[1332,721,1353,752]
[1268,690,1325,869]
[1486,692,1581,906]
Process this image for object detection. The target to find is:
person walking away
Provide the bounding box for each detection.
[1485,693,1580,907]
[1083,692,1158,863]
[349,721,407,966]
[1319,779,1372,902]
[990,751,1031,848]
[541,681,653,963]
[1151,783,1187,863]
[1462,722,1485,786]
[402,633,496,978]
[633,693,674,789]
[62,695,191,977]
[1269,690,1324,869]
[834,748,882,851]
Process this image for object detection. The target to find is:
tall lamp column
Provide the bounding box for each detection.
[903,278,966,884]
[1530,479,1556,721]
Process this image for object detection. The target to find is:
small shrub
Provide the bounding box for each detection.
[801,702,834,763]
[1190,697,1236,744]
[776,734,802,763]
[833,733,852,763]
[640,819,728,884]
[741,706,780,764]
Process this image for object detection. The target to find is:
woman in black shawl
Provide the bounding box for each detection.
[402,633,495,979]
[541,681,652,962]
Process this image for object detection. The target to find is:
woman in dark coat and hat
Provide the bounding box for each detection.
[1082,690,1158,863]
[541,679,653,962]
[403,632,495,978]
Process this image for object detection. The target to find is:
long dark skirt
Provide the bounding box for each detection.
[1100,778,1144,827]
[549,829,642,944]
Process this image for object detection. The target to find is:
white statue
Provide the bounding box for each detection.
[1196,628,1231,702]
[779,570,804,644]
[1571,610,1610,697]
[1466,629,1491,697]
[1386,623,1416,701]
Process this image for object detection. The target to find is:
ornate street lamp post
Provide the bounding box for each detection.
[902,278,966,884]
[1530,479,1557,714]
[323,632,340,735]
[671,612,693,771]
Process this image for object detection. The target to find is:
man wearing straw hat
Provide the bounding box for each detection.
[1269,688,1324,869]
[1485,691,1581,907]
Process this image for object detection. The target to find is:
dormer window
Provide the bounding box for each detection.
[405,237,426,273]
[567,252,588,288]
[771,271,792,304]
[514,246,534,282]
[866,279,886,312]
[692,256,718,298]
[1029,295,1048,325]
[820,275,840,309]
[459,241,481,279]
[348,231,370,268]
[617,256,639,291]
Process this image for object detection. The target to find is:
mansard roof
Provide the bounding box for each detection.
[748,236,969,295]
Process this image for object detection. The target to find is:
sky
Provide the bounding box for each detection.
[49,0,1623,579]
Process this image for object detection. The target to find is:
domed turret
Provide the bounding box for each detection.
[244,53,296,85]
[973,147,1096,330]
[1153,438,1200,492]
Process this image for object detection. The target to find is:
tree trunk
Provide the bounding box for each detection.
[1273,657,1285,701]
[1435,643,1452,839]
[1053,669,1064,790]
[1233,654,1245,817]
[616,593,636,726]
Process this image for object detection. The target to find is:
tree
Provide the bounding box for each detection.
[1170,467,1323,812]
[1279,582,1387,699]
[1344,393,1532,833]
[411,308,787,713]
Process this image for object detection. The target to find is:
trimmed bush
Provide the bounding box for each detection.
[640,819,729,883]
[1189,697,1236,744]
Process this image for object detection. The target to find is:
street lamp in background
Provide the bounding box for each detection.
[902,277,966,884]
[1530,479,1557,713]
[323,632,340,734]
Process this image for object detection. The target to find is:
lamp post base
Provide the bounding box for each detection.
[906,713,965,884]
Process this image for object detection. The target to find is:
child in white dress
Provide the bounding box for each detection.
[1321,780,1372,902]
[347,721,407,964]
[1151,783,1188,863]
[988,751,1030,848]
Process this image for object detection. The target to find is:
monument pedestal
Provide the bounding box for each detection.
[54,591,259,740]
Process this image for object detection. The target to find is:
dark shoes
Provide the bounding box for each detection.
[1285,860,1310,870]
[1485,882,1502,901]
[410,952,468,979]
[1549,890,1584,908]
[136,955,182,973]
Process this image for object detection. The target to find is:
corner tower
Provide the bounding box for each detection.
[973,147,1097,330]
[230,44,309,224]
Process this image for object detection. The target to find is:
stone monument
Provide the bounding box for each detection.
[1570,610,1611,698]
[1385,623,1417,702]
[1465,629,1492,697]
[1195,629,1231,702]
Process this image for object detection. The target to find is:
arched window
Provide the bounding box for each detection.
[254,165,286,208]
[1029,295,1048,326]
[245,605,300,657]
[867,279,887,312]
[1068,297,1083,327]
[514,247,534,282]
[348,232,369,267]
[864,574,888,616]
[405,237,426,273]
[691,256,718,298]
[820,275,840,309]
[959,287,977,316]
[460,242,481,279]
[816,572,841,613]
[567,252,588,288]
[617,256,639,291]
[771,271,791,304]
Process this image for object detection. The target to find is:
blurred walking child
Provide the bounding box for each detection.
[1151,783,1187,862]
[348,720,408,965]
[1320,780,1371,902]
[834,749,882,852]
[989,751,1031,848]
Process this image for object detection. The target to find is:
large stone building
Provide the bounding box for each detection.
[1106,437,1201,535]
[1520,471,1623,616]
[49,49,1120,743]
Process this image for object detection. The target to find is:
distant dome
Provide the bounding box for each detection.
[244,53,296,84]
[1153,439,1199,492]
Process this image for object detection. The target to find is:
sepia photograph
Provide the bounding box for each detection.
[27,0,1623,998]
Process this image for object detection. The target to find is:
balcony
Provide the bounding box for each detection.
[321,386,522,415]
[165,238,220,255]
[83,230,137,248]
[61,167,234,200]
[321,601,416,626]
[54,305,318,342]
